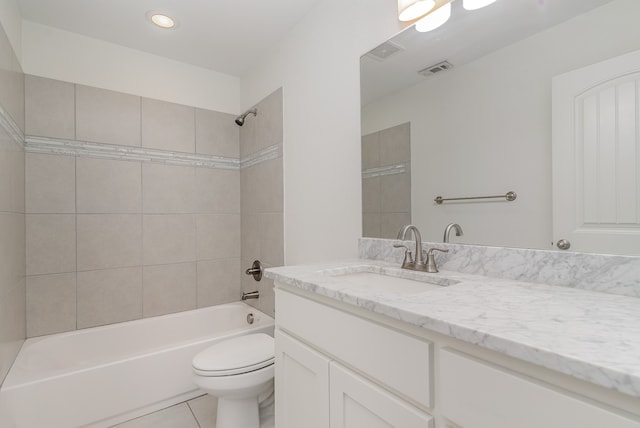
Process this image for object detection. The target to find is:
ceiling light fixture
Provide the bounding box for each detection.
[415,2,451,32]
[150,13,175,29]
[462,0,498,11]
[398,0,436,22]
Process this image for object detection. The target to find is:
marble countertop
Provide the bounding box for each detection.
[265,259,640,398]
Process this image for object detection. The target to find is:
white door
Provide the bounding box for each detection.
[275,330,330,428]
[552,49,640,255]
[329,362,433,428]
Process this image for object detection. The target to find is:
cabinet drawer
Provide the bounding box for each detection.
[276,289,432,408]
[440,348,640,428]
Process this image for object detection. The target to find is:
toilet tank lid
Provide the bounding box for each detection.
[192,333,274,372]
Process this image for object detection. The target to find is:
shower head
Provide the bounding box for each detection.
[234,108,257,126]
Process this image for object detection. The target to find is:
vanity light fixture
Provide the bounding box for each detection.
[415,2,451,32]
[150,13,176,29]
[462,0,498,10]
[398,0,436,21]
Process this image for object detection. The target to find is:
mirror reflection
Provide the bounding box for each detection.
[361,0,640,255]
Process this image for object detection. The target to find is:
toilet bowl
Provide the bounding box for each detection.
[192,333,274,428]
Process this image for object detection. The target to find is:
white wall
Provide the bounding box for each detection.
[21,21,240,114]
[362,0,640,250]
[241,0,405,264]
[0,0,21,63]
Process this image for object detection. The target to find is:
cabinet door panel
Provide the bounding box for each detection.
[275,330,330,428]
[330,362,433,428]
[440,348,640,428]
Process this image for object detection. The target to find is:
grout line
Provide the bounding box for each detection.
[186,399,203,428]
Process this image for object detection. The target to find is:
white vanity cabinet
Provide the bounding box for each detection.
[274,285,640,428]
[275,288,434,428]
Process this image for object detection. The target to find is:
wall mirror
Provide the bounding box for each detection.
[361,0,640,255]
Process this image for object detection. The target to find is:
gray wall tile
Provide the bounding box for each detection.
[196,214,240,261]
[197,259,241,308]
[25,75,75,139]
[76,157,141,213]
[142,163,195,213]
[143,214,196,265]
[255,87,283,150]
[76,85,141,147]
[77,214,142,271]
[361,132,380,169]
[195,108,239,157]
[143,262,196,317]
[195,168,239,214]
[0,213,25,288]
[259,212,284,267]
[26,273,76,337]
[0,139,24,213]
[77,267,142,329]
[26,214,75,275]
[0,30,24,132]
[380,172,411,213]
[379,122,410,166]
[362,176,381,213]
[141,98,195,153]
[26,153,75,214]
[0,279,26,382]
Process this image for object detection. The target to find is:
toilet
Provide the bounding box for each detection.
[192,333,274,428]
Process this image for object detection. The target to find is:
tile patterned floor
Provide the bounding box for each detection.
[111,394,275,428]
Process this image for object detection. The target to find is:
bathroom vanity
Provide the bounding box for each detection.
[265,244,640,428]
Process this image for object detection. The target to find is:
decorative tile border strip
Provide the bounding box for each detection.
[0,102,25,149]
[240,144,281,169]
[362,163,407,179]
[25,136,242,170]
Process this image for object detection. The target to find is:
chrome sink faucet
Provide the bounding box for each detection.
[394,224,427,271]
[443,223,463,243]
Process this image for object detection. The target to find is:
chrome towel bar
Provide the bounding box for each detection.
[434,191,517,204]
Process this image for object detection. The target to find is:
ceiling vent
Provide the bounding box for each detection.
[418,60,453,76]
[365,40,405,61]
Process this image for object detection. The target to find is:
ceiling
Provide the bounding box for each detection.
[361,0,616,105]
[18,0,323,76]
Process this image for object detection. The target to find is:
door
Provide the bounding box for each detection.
[275,330,330,428]
[330,362,433,428]
[552,49,640,255]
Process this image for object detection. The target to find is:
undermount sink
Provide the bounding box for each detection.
[322,265,459,294]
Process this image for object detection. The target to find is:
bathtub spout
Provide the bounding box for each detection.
[242,291,260,300]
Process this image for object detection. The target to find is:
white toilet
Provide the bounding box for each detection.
[192,333,274,428]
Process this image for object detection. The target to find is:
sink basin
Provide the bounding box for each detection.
[322,265,459,294]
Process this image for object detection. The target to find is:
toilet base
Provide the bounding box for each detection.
[217,396,259,428]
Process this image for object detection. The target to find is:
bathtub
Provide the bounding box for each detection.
[0,302,274,428]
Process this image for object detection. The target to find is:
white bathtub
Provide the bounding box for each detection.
[0,302,274,428]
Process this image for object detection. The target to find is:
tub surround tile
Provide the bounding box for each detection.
[265,258,640,398]
[76,214,142,271]
[379,122,410,166]
[142,163,196,214]
[25,75,75,139]
[361,130,380,170]
[255,88,283,152]
[259,212,284,267]
[239,107,257,159]
[241,213,260,260]
[197,258,241,308]
[75,85,141,147]
[26,273,75,337]
[380,172,410,213]
[77,267,142,329]
[76,157,142,214]
[0,142,24,213]
[379,213,410,240]
[0,279,26,382]
[143,262,196,317]
[0,212,25,286]
[26,214,75,275]
[25,153,75,214]
[363,212,381,238]
[195,108,239,157]
[195,167,240,213]
[141,98,195,153]
[196,214,240,260]
[143,214,196,266]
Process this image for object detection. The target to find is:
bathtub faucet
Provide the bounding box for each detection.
[242,291,260,300]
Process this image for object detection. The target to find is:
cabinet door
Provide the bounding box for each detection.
[275,330,330,428]
[330,362,433,428]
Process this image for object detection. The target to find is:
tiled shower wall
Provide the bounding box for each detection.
[362,122,411,239]
[24,76,243,337]
[240,89,283,317]
[0,22,25,384]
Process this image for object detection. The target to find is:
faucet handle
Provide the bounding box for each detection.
[425,247,449,273]
[393,244,414,268]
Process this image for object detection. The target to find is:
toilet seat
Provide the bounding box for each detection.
[193,333,274,377]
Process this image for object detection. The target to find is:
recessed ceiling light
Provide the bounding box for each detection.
[150,13,175,29]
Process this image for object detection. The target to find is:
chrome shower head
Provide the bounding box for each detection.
[234,108,257,126]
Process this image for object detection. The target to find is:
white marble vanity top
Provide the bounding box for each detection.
[265,259,640,398]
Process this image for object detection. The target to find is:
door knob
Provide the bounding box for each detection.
[556,239,571,250]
